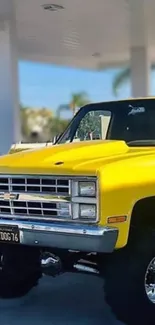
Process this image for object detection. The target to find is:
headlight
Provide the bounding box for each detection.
[79,204,96,219]
[78,181,96,197]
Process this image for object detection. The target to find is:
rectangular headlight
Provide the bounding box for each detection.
[78,181,96,197]
[79,204,96,219]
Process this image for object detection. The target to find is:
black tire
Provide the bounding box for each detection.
[0,245,42,299]
[104,226,155,325]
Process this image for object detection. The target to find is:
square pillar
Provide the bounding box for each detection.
[130,46,150,97]
[129,0,150,97]
[0,14,20,155]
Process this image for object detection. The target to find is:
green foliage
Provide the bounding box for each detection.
[48,117,71,138]
[76,111,101,140]
[20,104,30,138]
[70,92,90,112]
[20,104,71,141]
[20,92,90,142]
[112,68,130,96]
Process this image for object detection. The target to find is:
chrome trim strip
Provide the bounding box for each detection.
[0,219,114,236]
[0,174,97,181]
[71,197,97,204]
[0,183,69,189]
[0,214,97,224]
[0,204,69,212]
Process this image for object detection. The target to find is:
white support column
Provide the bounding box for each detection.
[0,9,20,155]
[130,46,149,98]
[129,0,150,97]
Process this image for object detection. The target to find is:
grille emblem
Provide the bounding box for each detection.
[0,193,18,200]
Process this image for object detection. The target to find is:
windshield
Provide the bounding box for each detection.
[57,99,155,145]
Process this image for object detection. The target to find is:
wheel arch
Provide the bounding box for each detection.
[130,195,155,228]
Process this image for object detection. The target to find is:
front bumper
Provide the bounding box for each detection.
[0,220,118,253]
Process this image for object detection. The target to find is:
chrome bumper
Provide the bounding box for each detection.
[0,220,118,253]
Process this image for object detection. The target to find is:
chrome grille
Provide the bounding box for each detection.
[0,176,70,196]
[0,175,71,222]
[0,197,71,221]
[0,175,98,223]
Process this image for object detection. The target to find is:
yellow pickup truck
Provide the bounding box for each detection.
[0,97,155,325]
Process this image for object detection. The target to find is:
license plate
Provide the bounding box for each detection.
[0,225,20,244]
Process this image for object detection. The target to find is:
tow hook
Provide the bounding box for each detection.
[41,252,62,276]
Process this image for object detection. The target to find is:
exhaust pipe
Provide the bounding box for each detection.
[74,263,99,274]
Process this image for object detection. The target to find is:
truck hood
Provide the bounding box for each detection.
[0,140,154,175]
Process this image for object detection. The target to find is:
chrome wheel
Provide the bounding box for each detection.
[145,257,155,303]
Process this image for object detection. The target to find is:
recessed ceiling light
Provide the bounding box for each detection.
[42,4,64,11]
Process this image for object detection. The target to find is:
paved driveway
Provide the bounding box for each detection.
[0,274,125,325]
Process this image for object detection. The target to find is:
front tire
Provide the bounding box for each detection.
[104,227,155,325]
[0,245,42,299]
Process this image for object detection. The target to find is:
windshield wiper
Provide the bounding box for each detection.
[127,140,155,147]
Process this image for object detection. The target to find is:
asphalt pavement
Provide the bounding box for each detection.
[0,273,125,325]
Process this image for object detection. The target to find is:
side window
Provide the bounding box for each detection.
[73,110,111,142]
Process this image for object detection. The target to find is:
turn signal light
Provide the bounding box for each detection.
[108,216,127,224]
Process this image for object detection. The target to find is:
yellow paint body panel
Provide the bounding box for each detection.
[1,139,155,249]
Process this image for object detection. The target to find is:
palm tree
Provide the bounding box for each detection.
[69,92,90,115]
[57,92,90,118]
[57,104,70,119]
[113,64,155,96]
[112,67,130,96]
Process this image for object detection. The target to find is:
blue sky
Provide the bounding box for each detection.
[19,61,131,114]
[19,60,155,118]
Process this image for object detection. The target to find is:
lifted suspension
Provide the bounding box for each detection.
[41,250,101,277]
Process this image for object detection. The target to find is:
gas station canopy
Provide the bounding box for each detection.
[9,0,155,69]
[0,0,153,154]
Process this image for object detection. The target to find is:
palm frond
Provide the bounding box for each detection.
[113,68,130,96]
[152,63,155,70]
[113,63,155,96]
